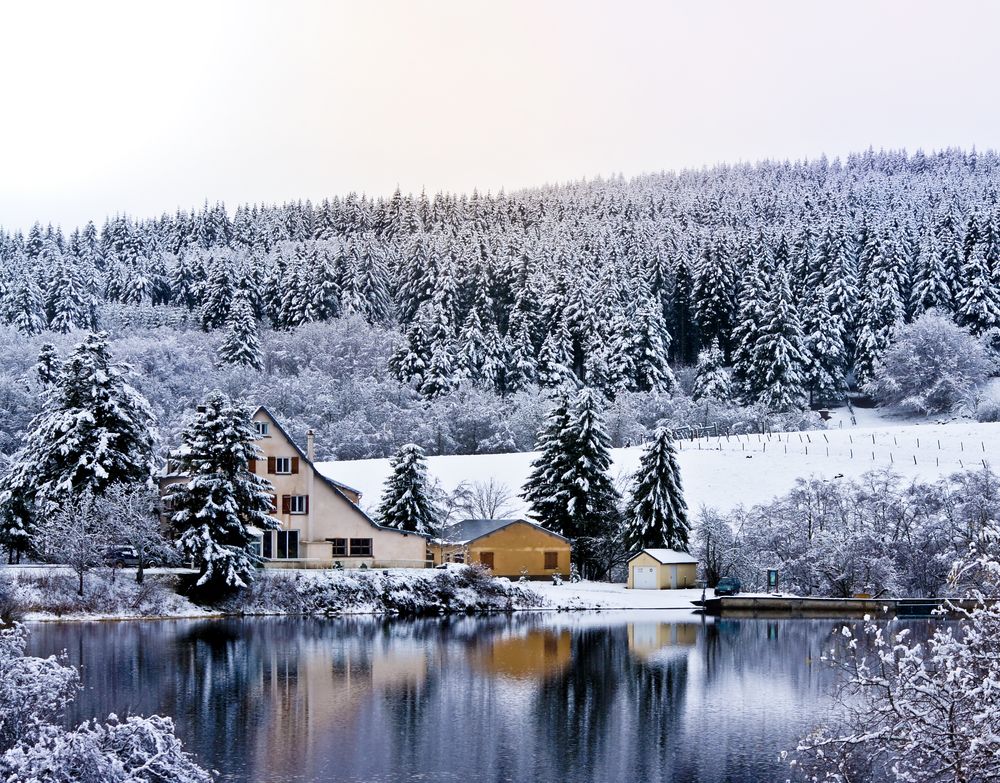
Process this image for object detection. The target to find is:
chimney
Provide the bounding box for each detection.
[306,429,315,461]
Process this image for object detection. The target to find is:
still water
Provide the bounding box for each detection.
[25,612,937,783]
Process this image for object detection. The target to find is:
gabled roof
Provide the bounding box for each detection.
[251,405,430,539]
[632,548,698,565]
[439,518,570,545]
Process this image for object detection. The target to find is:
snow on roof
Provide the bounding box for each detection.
[439,518,568,545]
[635,549,699,565]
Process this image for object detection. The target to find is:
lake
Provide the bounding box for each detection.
[26,612,940,783]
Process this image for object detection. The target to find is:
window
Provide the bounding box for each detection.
[274,457,292,474]
[544,551,559,570]
[281,495,308,514]
[254,421,270,436]
[276,530,299,559]
[250,535,263,559]
[479,552,494,570]
[349,538,372,557]
[262,532,273,559]
[329,538,347,556]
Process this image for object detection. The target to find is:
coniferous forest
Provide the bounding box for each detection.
[2,147,999,458]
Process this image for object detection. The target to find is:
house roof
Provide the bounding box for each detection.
[251,405,430,539]
[439,518,570,545]
[632,548,698,565]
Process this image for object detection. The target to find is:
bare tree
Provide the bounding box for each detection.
[99,482,173,584]
[450,478,518,520]
[36,491,110,597]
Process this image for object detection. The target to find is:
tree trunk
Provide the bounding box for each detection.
[77,568,84,597]
[136,558,145,585]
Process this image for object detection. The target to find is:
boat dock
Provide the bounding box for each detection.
[692,594,983,618]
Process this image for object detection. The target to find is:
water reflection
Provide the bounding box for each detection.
[25,613,943,783]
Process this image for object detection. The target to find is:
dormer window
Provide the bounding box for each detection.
[254,421,270,437]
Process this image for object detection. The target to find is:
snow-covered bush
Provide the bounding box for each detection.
[865,310,997,414]
[9,571,198,619]
[790,548,1000,782]
[0,623,212,781]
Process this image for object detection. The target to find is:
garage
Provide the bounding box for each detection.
[627,549,699,590]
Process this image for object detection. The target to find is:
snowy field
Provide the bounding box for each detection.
[318,412,999,517]
[530,582,703,610]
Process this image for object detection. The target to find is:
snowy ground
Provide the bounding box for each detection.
[318,409,999,516]
[530,581,703,611]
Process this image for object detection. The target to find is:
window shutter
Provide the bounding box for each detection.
[304,495,309,513]
[291,457,300,474]
[267,456,276,474]
[281,495,291,514]
[248,458,257,473]
[270,494,277,512]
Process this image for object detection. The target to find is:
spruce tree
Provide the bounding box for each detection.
[376,443,438,534]
[522,389,620,577]
[34,343,60,388]
[954,251,1000,335]
[802,288,847,406]
[165,392,278,590]
[692,338,732,401]
[389,321,430,387]
[748,268,808,411]
[0,333,156,558]
[218,295,264,370]
[624,427,690,552]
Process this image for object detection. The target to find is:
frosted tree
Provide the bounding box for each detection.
[0,333,156,561]
[537,317,575,388]
[802,288,848,406]
[6,274,45,336]
[747,268,807,411]
[376,443,438,534]
[455,306,486,384]
[34,343,59,388]
[200,259,234,330]
[523,389,620,577]
[954,250,1000,335]
[389,321,430,386]
[218,294,264,370]
[624,427,690,552]
[692,338,732,401]
[692,237,736,356]
[730,258,767,398]
[165,392,278,591]
[910,230,951,314]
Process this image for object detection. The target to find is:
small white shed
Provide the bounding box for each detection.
[627,549,699,590]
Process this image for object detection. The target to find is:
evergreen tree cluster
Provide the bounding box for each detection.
[4,149,1000,408]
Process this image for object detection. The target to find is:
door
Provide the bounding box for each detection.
[479,552,494,570]
[633,566,658,589]
[670,565,678,589]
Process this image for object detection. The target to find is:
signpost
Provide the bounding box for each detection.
[767,568,779,593]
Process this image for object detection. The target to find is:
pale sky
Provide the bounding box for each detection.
[2,0,999,231]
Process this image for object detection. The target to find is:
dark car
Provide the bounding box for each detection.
[103,547,156,569]
[714,576,742,596]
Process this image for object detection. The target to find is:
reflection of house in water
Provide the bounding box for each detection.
[628,622,698,662]
[254,639,427,777]
[469,630,572,680]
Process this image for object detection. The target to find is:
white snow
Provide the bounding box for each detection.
[318,413,1000,517]
[529,581,703,610]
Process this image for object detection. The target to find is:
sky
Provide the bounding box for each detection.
[3,0,1000,231]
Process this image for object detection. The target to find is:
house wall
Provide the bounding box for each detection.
[250,410,428,568]
[627,553,698,589]
[431,522,570,578]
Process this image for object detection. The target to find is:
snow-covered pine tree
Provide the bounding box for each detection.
[0,333,156,560]
[200,258,234,330]
[7,273,46,336]
[389,320,430,387]
[537,316,575,388]
[692,338,732,401]
[455,306,487,384]
[730,255,767,400]
[376,443,438,534]
[954,250,1000,335]
[523,389,620,577]
[802,287,848,406]
[165,392,278,590]
[624,427,690,552]
[218,294,264,370]
[692,236,736,357]
[34,343,60,388]
[748,267,808,411]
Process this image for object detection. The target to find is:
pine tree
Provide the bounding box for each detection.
[218,295,264,371]
[389,321,430,387]
[802,288,848,406]
[0,333,156,559]
[7,274,45,336]
[748,268,808,411]
[34,343,59,388]
[522,389,620,577]
[537,317,575,388]
[376,443,438,534]
[624,427,690,552]
[165,393,278,590]
[692,338,732,401]
[954,251,1000,335]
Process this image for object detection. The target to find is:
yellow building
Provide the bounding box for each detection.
[627,549,698,589]
[430,519,571,579]
[162,406,430,569]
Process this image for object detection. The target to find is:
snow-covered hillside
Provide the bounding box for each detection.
[318,417,1000,517]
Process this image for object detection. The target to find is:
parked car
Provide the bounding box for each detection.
[714,576,742,596]
[103,547,156,569]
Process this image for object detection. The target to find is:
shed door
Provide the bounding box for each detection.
[634,566,658,589]
[670,565,678,589]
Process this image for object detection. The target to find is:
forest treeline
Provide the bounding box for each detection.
[2,147,999,450]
